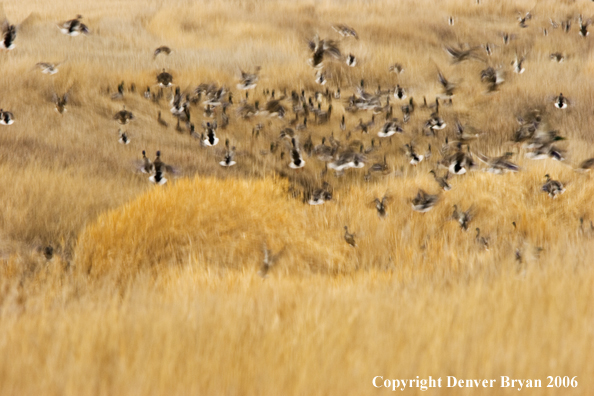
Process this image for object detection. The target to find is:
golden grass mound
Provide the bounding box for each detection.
[75,177,349,279]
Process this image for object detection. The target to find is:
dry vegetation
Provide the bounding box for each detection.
[1,0,594,394]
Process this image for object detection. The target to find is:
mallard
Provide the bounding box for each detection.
[482,43,495,56]
[315,104,332,124]
[452,204,474,230]
[378,119,402,137]
[517,11,532,28]
[308,35,342,68]
[475,228,489,250]
[43,245,54,260]
[554,93,569,109]
[343,226,357,247]
[550,52,565,62]
[0,20,16,50]
[404,143,424,165]
[144,86,151,99]
[542,174,565,198]
[401,98,415,123]
[308,182,332,205]
[444,44,477,63]
[524,143,565,161]
[113,106,135,124]
[328,150,366,171]
[371,193,391,219]
[480,66,505,92]
[411,189,439,212]
[154,46,172,58]
[345,54,357,67]
[332,24,358,39]
[501,32,517,45]
[36,62,60,75]
[430,170,451,191]
[442,144,475,175]
[118,129,130,145]
[448,16,455,26]
[53,93,68,114]
[366,156,389,176]
[237,66,260,90]
[139,150,153,174]
[477,152,519,174]
[202,121,219,146]
[156,69,173,87]
[394,85,407,100]
[579,15,590,37]
[219,139,237,167]
[315,71,327,85]
[111,81,125,100]
[0,109,14,125]
[512,54,525,74]
[437,70,456,97]
[313,137,336,162]
[389,63,404,74]
[454,120,480,142]
[289,137,305,169]
[425,114,446,131]
[258,242,284,278]
[58,15,89,36]
[149,151,177,185]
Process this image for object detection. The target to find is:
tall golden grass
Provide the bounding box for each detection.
[1,0,594,394]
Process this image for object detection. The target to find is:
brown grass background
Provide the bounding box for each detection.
[1,0,594,394]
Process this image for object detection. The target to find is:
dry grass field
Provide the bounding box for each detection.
[1,0,594,394]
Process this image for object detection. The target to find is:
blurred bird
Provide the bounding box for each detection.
[118,129,130,145]
[35,62,61,75]
[0,109,14,125]
[371,193,391,218]
[53,93,68,114]
[58,15,89,36]
[452,204,475,230]
[237,67,260,90]
[113,106,135,124]
[0,20,16,50]
[157,69,173,87]
[343,226,357,247]
[411,189,439,212]
[154,46,172,58]
[308,182,333,205]
[430,170,451,191]
[219,139,236,167]
[332,24,359,39]
[542,174,565,198]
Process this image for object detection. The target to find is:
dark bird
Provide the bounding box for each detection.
[344,226,357,247]
[437,70,456,97]
[53,93,68,114]
[542,174,565,198]
[452,204,474,230]
[371,193,391,219]
[154,46,172,58]
[113,106,135,124]
[332,24,359,39]
[1,20,17,50]
[411,189,439,212]
[157,69,173,87]
[58,15,89,36]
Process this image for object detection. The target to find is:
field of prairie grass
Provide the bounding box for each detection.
[1,0,594,394]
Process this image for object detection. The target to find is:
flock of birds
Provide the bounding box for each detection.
[2,6,594,268]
